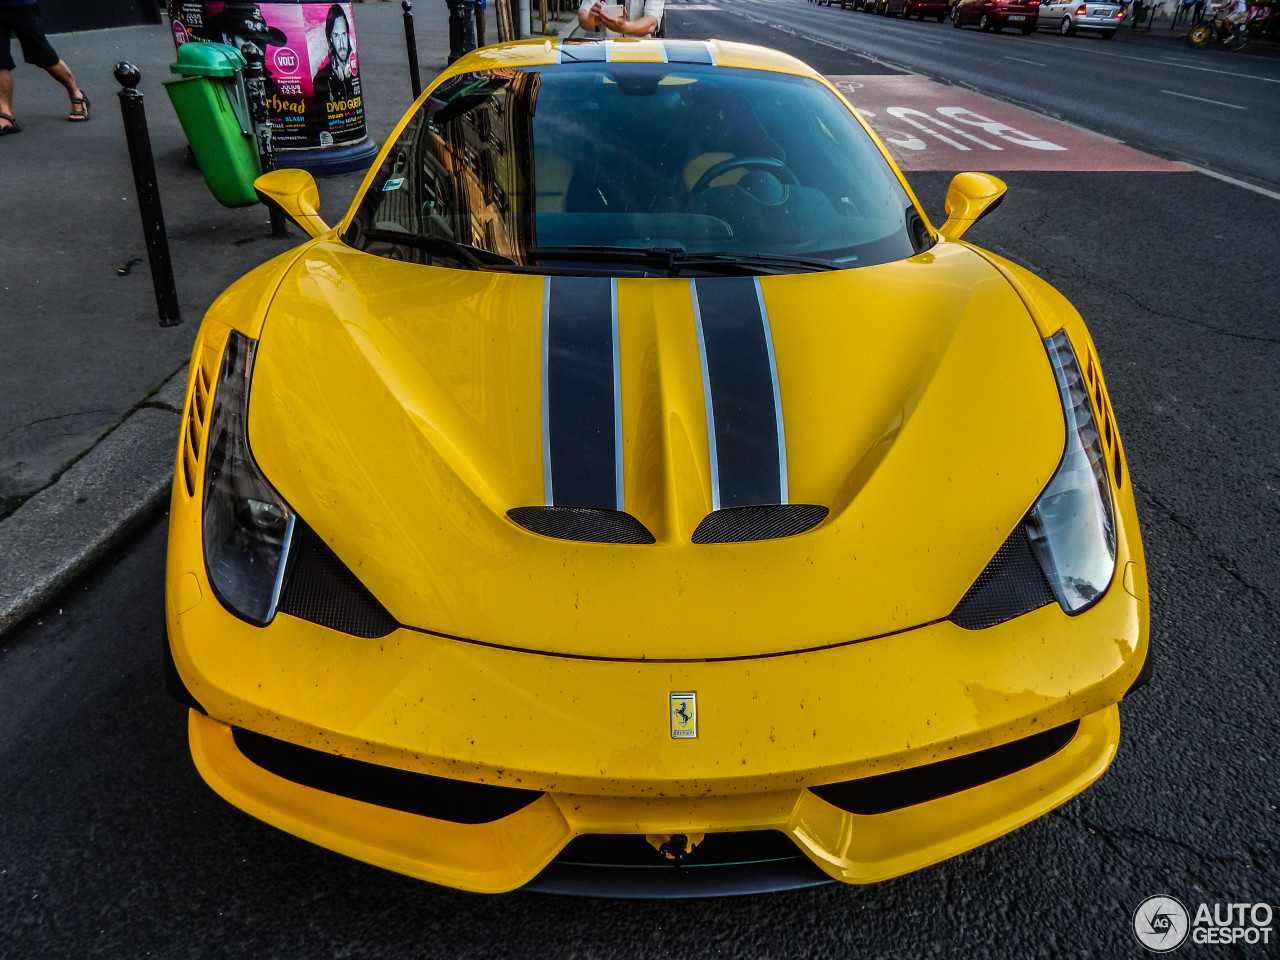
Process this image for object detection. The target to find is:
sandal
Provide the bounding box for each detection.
[0,112,19,136]
[68,94,90,122]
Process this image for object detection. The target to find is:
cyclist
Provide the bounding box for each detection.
[1215,0,1249,38]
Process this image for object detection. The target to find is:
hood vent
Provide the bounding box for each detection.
[692,504,828,544]
[508,506,656,545]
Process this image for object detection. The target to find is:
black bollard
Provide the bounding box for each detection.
[402,1,423,101]
[114,62,181,328]
[240,42,289,239]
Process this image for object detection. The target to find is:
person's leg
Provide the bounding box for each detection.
[0,67,15,132]
[0,12,16,131]
[44,59,87,118]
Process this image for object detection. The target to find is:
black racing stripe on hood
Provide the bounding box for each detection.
[692,276,785,510]
[544,275,620,510]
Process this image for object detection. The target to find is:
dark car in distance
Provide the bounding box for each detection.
[952,0,1041,32]
[884,0,950,19]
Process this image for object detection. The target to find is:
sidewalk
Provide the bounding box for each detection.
[0,3,488,635]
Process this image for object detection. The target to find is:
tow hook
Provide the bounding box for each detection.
[646,833,705,865]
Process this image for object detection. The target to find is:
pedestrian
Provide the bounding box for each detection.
[445,0,477,64]
[0,0,89,135]
[576,0,665,36]
[1192,0,1207,22]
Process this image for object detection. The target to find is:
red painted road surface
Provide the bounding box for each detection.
[827,74,1192,173]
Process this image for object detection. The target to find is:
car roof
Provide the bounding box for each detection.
[444,37,823,81]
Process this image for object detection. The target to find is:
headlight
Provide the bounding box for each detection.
[1026,330,1116,613]
[202,331,296,625]
[951,329,1116,629]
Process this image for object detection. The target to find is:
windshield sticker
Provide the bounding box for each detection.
[382,177,406,192]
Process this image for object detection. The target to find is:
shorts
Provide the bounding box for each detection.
[0,4,60,72]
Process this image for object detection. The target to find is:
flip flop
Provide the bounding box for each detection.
[68,95,90,122]
[0,112,20,136]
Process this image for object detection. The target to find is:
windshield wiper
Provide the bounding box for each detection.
[671,251,844,274]
[361,228,519,270]
[527,245,840,275]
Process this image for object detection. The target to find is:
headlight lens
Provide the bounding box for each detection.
[202,331,296,625]
[1025,330,1116,613]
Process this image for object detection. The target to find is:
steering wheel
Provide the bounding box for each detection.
[688,156,799,196]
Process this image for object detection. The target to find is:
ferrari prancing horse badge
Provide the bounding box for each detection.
[670,692,697,739]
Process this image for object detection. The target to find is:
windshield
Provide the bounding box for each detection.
[345,61,929,274]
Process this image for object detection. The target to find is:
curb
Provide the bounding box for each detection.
[0,366,188,637]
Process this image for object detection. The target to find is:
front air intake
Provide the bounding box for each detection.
[508,506,656,544]
[277,519,400,638]
[949,522,1055,630]
[692,505,828,544]
[811,721,1079,815]
[231,727,543,824]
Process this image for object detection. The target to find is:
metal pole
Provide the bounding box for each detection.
[113,62,181,328]
[240,42,289,239]
[402,1,422,101]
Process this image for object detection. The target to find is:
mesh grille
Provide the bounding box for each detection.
[508,507,656,544]
[691,505,828,544]
[231,727,542,824]
[277,520,399,638]
[949,522,1055,630]
[811,721,1079,815]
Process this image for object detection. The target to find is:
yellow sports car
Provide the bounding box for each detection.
[164,38,1149,896]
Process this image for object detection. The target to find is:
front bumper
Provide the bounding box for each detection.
[190,703,1121,894]
[170,544,1145,893]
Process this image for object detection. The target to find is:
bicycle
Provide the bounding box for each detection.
[1186,13,1247,48]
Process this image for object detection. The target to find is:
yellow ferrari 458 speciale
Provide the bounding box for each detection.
[164,37,1150,897]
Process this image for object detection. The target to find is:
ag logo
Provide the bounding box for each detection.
[670,692,697,739]
[1133,895,1190,952]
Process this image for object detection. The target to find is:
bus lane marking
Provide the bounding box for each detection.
[828,74,1193,172]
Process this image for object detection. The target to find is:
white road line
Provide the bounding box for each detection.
[1022,37,1280,84]
[1005,56,1047,66]
[1188,165,1280,201]
[1161,89,1246,109]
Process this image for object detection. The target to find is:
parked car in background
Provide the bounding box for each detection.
[952,0,1041,32]
[885,0,950,19]
[1038,0,1123,36]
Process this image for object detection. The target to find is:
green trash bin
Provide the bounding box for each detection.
[164,42,262,208]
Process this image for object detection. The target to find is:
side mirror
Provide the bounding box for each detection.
[939,172,1007,241]
[254,169,330,239]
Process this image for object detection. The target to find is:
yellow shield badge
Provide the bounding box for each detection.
[670,692,697,739]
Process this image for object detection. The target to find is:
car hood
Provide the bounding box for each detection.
[248,240,1064,659]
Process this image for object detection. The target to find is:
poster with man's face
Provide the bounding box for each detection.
[168,1,367,150]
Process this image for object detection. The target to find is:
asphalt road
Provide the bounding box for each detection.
[670,0,1280,193]
[2,9,1279,960]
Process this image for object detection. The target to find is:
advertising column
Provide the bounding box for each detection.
[168,0,379,174]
